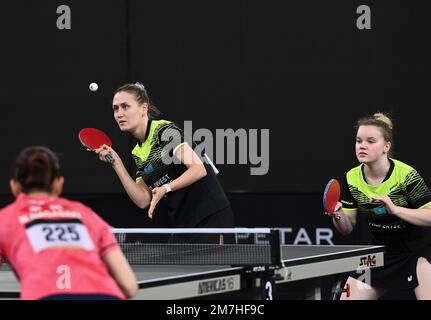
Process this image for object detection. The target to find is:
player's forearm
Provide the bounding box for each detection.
[392,207,431,227]
[168,164,207,192]
[332,210,356,235]
[103,250,138,299]
[113,162,151,209]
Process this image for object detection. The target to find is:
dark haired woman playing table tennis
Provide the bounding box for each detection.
[96,83,234,231]
[0,146,137,300]
[332,113,431,299]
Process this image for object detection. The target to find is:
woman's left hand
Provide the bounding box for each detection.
[148,187,167,219]
[371,195,398,215]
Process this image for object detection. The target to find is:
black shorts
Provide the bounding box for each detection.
[170,206,235,244]
[195,206,235,228]
[351,242,431,292]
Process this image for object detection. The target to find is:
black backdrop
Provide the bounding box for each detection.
[1,1,430,194]
[0,1,131,194]
[127,0,431,193]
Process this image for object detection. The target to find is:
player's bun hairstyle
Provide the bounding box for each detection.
[372,112,393,130]
[13,146,61,193]
[356,112,394,155]
[115,82,162,119]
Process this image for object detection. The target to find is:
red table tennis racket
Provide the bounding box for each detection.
[79,128,115,163]
[323,179,341,219]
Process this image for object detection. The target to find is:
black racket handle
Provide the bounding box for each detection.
[325,212,341,220]
[105,154,115,163]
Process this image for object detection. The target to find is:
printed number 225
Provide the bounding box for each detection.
[43,225,80,242]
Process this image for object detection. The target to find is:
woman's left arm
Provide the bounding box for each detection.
[166,143,207,191]
[372,195,431,227]
[148,143,207,218]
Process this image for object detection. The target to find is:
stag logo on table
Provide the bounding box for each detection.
[359,255,376,267]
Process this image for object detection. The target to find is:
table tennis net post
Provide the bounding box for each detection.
[111,228,281,267]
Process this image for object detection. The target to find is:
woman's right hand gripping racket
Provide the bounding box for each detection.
[323,179,341,220]
[78,128,115,164]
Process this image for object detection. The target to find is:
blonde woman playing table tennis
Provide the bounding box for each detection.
[332,113,431,300]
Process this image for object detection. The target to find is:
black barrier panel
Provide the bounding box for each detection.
[0,1,131,194]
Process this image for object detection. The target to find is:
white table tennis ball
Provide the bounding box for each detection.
[89,82,98,92]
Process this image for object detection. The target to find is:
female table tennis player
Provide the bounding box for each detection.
[95,83,234,230]
[0,146,137,300]
[332,113,431,299]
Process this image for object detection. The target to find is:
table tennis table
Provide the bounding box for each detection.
[0,244,384,300]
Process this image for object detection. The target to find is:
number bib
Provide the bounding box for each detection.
[26,221,95,253]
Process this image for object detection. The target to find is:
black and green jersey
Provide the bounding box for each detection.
[132,119,187,188]
[132,119,230,227]
[341,158,431,243]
